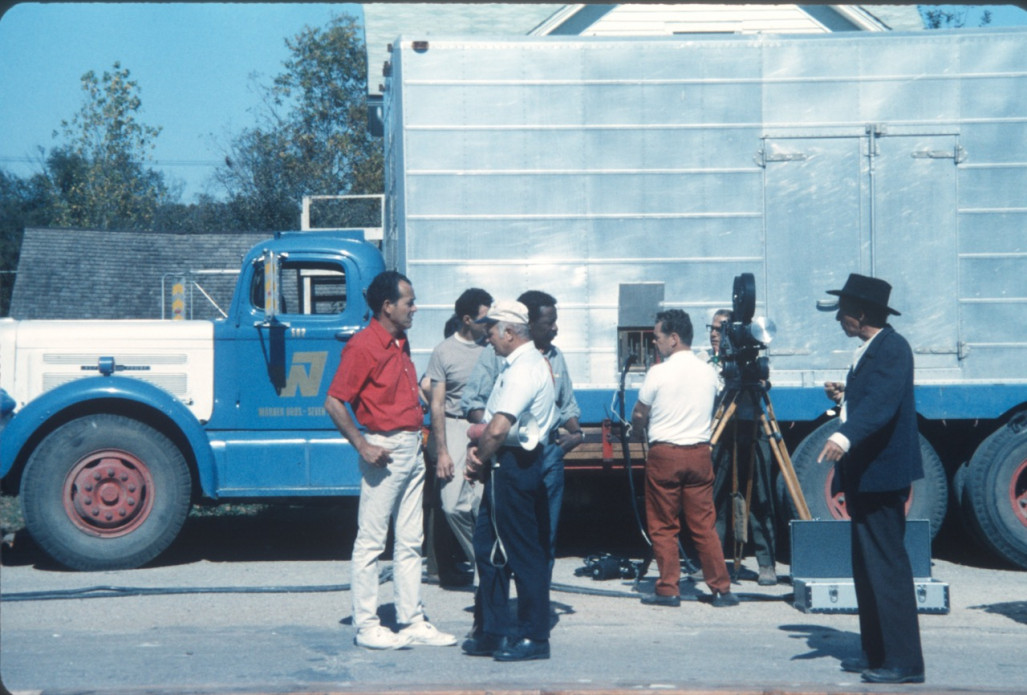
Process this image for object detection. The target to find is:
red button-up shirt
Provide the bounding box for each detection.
[327,318,423,432]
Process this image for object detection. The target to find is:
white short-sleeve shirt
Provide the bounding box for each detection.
[485,341,559,438]
[637,349,719,445]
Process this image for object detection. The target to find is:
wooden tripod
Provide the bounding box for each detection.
[710,385,812,556]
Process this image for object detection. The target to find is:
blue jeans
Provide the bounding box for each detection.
[540,441,564,573]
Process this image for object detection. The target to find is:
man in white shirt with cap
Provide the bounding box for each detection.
[461,300,559,662]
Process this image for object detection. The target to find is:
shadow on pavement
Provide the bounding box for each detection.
[781,623,861,665]
[157,501,360,566]
[969,600,1027,626]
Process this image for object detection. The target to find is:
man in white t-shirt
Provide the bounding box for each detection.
[631,309,737,608]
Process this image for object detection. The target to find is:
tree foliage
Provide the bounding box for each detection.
[0,172,34,314]
[214,13,381,231]
[2,16,381,315]
[919,5,993,29]
[46,62,171,230]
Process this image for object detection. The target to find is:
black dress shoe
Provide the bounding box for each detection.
[840,656,869,673]
[641,593,681,607]
[461,633,503,657]
[493,637,550,662]
[862,667,925,684]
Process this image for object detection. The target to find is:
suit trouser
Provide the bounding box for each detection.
[472,445,552,641]
[436,417,484,565]
[645,443,731,597]
[847,489,925,673]
[351,430,426,631]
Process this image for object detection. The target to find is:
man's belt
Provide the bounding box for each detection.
[367,427,422,436]
[649,440,711,449]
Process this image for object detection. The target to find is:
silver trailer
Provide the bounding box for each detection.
[378,28,1027,568]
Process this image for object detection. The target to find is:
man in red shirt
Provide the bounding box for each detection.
[325,270,457,651]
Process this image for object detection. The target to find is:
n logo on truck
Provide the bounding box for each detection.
[280,351,328,398]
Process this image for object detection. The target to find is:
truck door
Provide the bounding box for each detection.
[763,136,864,373]
[213,251,366,495]
[872,133,961,374]
[763,132,961,377]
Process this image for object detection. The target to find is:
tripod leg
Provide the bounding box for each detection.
[710,396,738,447]
[637,546,654,581]
[759,397,812,520]
[729,432,741,580]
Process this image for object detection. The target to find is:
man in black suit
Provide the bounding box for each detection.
[817,273,926,685]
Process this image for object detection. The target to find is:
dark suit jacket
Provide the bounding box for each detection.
[837,325,924,494]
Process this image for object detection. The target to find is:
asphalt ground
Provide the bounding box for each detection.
[2,521,1025,695]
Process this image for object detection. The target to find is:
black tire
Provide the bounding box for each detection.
[951,461,990,549]
[20,414,192,570]
[962,413,1027,570]
[784,418,948,538]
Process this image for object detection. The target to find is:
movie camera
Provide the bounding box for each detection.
[710,273,812,541]
[715,273,777,389]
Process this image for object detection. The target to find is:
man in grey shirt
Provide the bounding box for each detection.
[426,288,493,580]
[461,290,583,572]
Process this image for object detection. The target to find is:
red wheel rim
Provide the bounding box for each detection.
[1010,456,1027,529]
[62,450,155,537]
[822,468,914,519]
[823,468,849,519]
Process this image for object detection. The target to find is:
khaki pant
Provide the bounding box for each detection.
[351,430,426,631]
[430,417,484,565]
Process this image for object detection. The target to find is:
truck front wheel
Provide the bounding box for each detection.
[20,414,192,570]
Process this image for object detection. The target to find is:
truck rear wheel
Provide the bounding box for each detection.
[20,414,192,570]
[962,413,1027,570]
[785,418,948,538]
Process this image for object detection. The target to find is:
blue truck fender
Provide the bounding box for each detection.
[0,376,217,496]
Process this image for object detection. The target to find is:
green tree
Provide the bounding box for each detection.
[48,62,171,229]
[154,195,240,235]
[214,13,382,231]
[0,168,52,315]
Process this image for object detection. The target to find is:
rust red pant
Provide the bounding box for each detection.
[645,442,731,597]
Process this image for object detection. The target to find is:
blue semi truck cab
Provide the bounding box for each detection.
[0,231,385,570]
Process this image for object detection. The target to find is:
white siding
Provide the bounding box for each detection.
[580,4,830,36]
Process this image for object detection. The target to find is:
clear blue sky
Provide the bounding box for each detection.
[0,3,360,202]
[1,3,1026,203]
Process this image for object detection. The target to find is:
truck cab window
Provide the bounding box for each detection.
[251,260,347,315]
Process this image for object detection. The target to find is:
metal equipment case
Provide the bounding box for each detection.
[790,520,949,614]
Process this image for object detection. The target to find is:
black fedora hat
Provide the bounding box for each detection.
[826,273,901,316]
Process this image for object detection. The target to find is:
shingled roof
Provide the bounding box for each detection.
[10,228,268,321]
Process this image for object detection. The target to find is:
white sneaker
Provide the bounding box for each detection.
[355,625,414,650]
[399,620,458,647]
